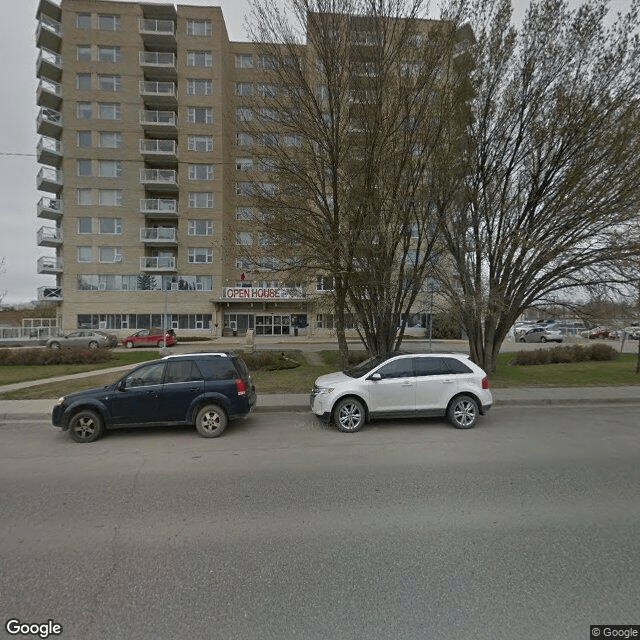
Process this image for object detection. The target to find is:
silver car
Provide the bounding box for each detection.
[46,330,118,349]
[517,326,563,343]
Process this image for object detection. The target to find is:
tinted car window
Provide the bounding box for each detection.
[197,358,238,380]
[165,360,203,383]
[125,362,165,388]
[443,358,473,374]
[345,354,395,378]
[414,357,448,376]
[375,358,414,379]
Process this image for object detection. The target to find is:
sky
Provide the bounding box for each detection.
[0,0,634,305]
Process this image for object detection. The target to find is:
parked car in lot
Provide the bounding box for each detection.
[123,328,176,348]
[310,352,492,433]
[46,330,118,349]
[623,326,640,339]
[517,326,563,343]
[52,352,256,442]
[581,326,610,339]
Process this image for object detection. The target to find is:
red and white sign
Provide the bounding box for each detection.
[224,287,281,299]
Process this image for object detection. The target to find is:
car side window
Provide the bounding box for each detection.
[196,358,238,380]
[374,358,414,379]
[414,357,448,376]
[443,358,473,374]
[125,362,165,388]
[164,360,203,384]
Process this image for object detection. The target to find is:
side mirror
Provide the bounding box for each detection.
[369,373,382,381]
[117,380,126,392]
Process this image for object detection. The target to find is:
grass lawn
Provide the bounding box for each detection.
[0,349,638,400]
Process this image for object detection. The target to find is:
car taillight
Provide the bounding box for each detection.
[482,377,490,389]
[234,378,246,396]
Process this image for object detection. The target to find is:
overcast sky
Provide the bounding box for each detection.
[0,0,633,305]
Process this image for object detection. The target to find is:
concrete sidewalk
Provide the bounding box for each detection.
[1,386,639,422]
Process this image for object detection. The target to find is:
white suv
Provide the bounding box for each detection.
[310,352,492,433]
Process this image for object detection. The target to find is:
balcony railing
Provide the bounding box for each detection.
[139,109,176,128]
[37,286,62,301]
[37,167,63,192]
[37,107,62,137]
[139,139,177,155]
[139,18,175,37]
[37,256,63,273]
[139,51,176,67]
[37,196,63,220]
[36,78,62,109]
[37,225,62,246]
[36,14,62,50]
[140,169,177,187]
[140,198,177,214]
[36,47,62,81]
[37,136,63,167]
[139,81,176,98]
[140,256,176,271]
[140,227,177,243]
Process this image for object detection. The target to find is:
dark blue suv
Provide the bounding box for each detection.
[52,352,256,442]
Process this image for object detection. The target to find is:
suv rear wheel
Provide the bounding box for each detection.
[448,395,479,429]
[195,404,227,438]
[334,397,365,433]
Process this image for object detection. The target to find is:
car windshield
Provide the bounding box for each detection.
[344,354,391,378]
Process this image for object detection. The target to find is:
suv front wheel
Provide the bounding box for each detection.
[195,404,227,438]
[69,409,104,443]
[334,397,365,433]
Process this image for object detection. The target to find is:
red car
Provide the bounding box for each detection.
[123,328,176,348]
[581,326,610,339]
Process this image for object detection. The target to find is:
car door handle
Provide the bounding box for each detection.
[442,379,454,384]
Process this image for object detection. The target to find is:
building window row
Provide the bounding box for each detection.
[76,44,121,62]
[77,275,213,292]
[76,13,121,31]
[77,313,213,330]
[76,189,123,206]
[76,131,123,149]
[76,73,122,92]
[76,159,123,178]
[76,246,123,263]
[76,102,122,120]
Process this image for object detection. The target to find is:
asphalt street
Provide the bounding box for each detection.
[1,404,639,640]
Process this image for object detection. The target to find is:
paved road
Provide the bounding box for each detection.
[1,405,639,640]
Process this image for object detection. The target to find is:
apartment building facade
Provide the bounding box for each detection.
[36,0,445,337]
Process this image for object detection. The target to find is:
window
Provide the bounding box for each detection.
[98,131,122,148]
[98,14,120,31]
[77,217,92,233]
[235,132,253,146]
[187,106,212,124]
[260,133,278,147]
[76,45,91,61]
[77,159,92,177]
[258,182,276,196]
[235,53,253,68]
[77,246,93,263]
[124,362,166,388]
[188,192,213,208]
[187,78,212,95]
[259,107,278,122]
[257,55,276,69]
[99,218,122,234]
[98,160,122,178]
[259,232,273,246]
[187,50,212,67]
[98,74,121,92]
[99,246,122,263]
[187,135,213,152]
[188,164,213,180]
[236,157,253,171]
[76,73,91,90]
[98,103,121,120]
[76,131,92,148]
[76,102,92,119]
[97,46,121,63]
[235,206,252,220]
[188,247,213,263]
[316,275,335,291]
[76,13,91,28]
[283,133,301,147]
[77,189,92,205]
[98,189,122,206]
[187,219,213,236]
[235,257,252,269]
[235,182,252,196]
[259,157,278,172]
[442,358,473,374]
[186,19,212,36]
[235,82,252,96]
[236,232,252,245]
[236,107,252,122]
[257,84,277,98]
[259,256,277,270]
[165,360,203,384]
[376,358,414,380]
[316,84,329,100]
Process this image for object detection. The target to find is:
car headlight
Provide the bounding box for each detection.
[314,386,334,395]
[56,396,65,406]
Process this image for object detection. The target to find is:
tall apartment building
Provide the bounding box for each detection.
[36,0,453,337]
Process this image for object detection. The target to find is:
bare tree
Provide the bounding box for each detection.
[0,256,6,305]
[434,0,640,373]
[245,0,466,359]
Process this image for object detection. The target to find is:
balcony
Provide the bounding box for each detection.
[37,167,63,193]
[139,110,177,135]
[36,78,62,110]
[37,196,63,221]
[139,139,177,164]
[37,256,63,274]
[140,256,176,272]
[140,169,177,191]
[139,18,176,46]
[140,227,177,244]
[140,198,177,217]
[37,108,62,138]
[37,286,62,301]
[37,136,63,168]
[36,47,62,82]
[139,81,177,107]
[36,14,62,52]
[37,225,62,247]
[139,51,176,79]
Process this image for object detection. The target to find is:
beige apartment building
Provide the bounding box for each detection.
[36,0,441,337]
